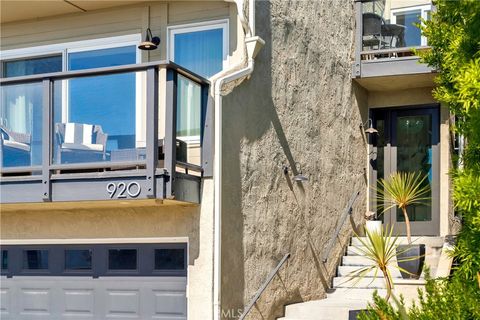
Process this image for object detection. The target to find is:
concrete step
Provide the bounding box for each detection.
[337,265,402,278]
[342,255,391,266]
[283,300,370,320]
[333,276,387,289]
[326,288,387,300]
[351,236,444,248]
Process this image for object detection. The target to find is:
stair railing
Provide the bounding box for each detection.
[238,253,291,320]
[322,190,360,263]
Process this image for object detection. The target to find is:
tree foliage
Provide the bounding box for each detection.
[361,0,480,318]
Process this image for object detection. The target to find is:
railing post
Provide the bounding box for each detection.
[201,84,213,177]
[42,79,52,201]
[164,68,177,198]
[353,0,363,78]
[146,67,159,198]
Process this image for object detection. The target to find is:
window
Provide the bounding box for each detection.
[169,20,228,78]
[155,248,185,270]
[23,250,49,270]
[65,249,92,270]
[108,249,137,270]
[3,55,62,77]
[391,5,432,47]
[1,250,7,270]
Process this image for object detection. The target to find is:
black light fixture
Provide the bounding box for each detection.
[361,119,378,135]
[283,163,309,182]
[138,28,160,51]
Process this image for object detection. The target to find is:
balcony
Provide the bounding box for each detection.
[353,0,436,89]
[0,62,211,205]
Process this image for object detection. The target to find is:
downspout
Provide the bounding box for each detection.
[213,1,264,319]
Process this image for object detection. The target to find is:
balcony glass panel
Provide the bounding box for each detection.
[52,71,146,165]
[0,82,43,168]
[177,74,202,167]
[361,0,431,53]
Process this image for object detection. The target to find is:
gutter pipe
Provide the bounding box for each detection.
[213,1,264,319]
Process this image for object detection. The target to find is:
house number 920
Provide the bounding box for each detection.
[106,182,141,198]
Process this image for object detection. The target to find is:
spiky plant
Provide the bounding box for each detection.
[375,171,430,244]
[346,226,399,302]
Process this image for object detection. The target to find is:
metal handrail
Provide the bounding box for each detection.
[0,60,209,85]
[322,190,360,263]
[239,253,291,320]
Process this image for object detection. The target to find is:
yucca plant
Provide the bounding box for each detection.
[375,171,430,244]
[346,226,401,302]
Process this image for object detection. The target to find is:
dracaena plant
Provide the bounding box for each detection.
[375,171,430,244]
[345,226,417,302]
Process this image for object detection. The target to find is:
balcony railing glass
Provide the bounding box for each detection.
[1,82,43,169]
[361,0,432,57]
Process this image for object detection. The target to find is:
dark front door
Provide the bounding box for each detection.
[370,106,440,236]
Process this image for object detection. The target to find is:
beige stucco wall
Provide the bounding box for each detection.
[220,1,368,319]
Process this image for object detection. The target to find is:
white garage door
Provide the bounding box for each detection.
[0,243,187,320]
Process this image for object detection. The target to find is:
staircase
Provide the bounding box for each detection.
[278,236,444,320]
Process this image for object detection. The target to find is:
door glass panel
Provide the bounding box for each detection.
[396,114,432,221]
[173,27,224,78]
[52,46,140,164]
[394,10,422,47]
[374,118,386,221]
[1,250,7,270]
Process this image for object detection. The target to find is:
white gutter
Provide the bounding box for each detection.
[213,1,264,319]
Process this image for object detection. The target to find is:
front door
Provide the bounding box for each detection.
[370,106,440,236]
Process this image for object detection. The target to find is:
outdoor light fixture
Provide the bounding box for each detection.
[283,163,309,182]
[361,119,378,134]
[138,28,160,50]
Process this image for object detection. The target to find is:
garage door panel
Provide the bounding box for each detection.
[0,243,188,320]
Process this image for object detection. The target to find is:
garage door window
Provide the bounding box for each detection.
[23,250,48,270]
[1,250,7,270]
[65,249,92,270]
[155,248,185,270]
[108,249,137,270]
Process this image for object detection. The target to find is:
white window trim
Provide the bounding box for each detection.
[167,19,229,78]
[1,34,146,148]
[391,4,432,47]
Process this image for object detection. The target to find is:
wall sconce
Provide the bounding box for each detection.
[138,28,160,51]
[361,119,378,135]
[283,163,309,182]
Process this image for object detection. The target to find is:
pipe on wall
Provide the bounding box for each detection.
[213,1,262,319]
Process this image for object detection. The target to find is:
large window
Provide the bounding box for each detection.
[169,20,228,79]
[391,5,431,47]
[1,35,142,167]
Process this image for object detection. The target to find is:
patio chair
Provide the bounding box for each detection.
[0,125,31,167]
[362,12,385,50]
[55,123,108,164]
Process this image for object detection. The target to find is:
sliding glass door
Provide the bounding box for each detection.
[370,106,440,236]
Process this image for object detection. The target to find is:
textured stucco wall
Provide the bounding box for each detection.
[220,1,367,319]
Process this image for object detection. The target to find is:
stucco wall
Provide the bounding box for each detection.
[220,1,367,319]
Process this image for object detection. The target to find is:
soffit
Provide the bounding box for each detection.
[1,1,145,24]
[355,72,436,92]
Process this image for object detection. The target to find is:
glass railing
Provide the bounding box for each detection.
[1,82,43,169]
[0,63,209,179]
[361,0,432,56]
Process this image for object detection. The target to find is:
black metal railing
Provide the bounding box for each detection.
[239,253,291,320]
[0,61,211,204]
[321,190,360,263]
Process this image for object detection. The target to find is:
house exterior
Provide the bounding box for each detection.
[0,0,454,319]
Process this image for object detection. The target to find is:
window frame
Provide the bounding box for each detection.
[0,34,145,150]
[167,19,229,78]
[390,4,433,47]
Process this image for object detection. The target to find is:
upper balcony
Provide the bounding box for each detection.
[353,0,436,90]
[0,62,211,205]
